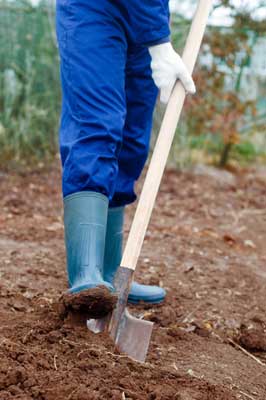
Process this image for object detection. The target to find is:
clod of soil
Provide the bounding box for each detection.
[239,325,266,352]
[60,286,117,319]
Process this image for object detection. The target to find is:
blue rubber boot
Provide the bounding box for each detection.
[64,192,114,294]
[103,207,166,304]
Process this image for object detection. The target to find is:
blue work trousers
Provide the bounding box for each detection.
[56,0,169,207]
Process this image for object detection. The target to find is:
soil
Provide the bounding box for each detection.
[61,287,117,319]
[1,163,266,399]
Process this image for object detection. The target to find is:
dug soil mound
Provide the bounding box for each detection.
[0,164,266,399]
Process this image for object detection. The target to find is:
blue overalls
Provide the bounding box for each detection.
[56,0,169,304]
[56,0,170,203]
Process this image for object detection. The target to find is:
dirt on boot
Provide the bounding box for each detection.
[60,286,117,319]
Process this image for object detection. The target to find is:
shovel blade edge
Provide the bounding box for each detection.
[87,316,108,333]
[113,308,154,363]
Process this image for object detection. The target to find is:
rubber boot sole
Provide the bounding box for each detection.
[128,295,165,305]
[61,286,117,319]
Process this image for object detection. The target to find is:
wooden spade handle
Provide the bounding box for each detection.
[121,0,213,271]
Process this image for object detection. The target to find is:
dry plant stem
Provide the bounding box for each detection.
[228,339,266,367]
[67,388,78,400]
[53,354,58,370]
[238,391,257,400]
[181,303,202,323]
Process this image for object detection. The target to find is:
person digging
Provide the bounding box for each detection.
[56,0,195,319]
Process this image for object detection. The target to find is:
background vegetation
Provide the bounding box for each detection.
[0,0,266,169]
[163,0,266,167]
[0,0,60,167]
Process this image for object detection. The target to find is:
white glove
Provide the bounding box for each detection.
[148,42,196,104]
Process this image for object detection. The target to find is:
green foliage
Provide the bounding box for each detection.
[0,0,60,166]
[170,1,266,167]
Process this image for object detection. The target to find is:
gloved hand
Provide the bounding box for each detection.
[148,42,196,104]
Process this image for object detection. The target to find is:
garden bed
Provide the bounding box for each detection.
[0,164,266,399]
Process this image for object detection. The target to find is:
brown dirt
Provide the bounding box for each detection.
[1,163,266,399]
[61,287,117,319]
